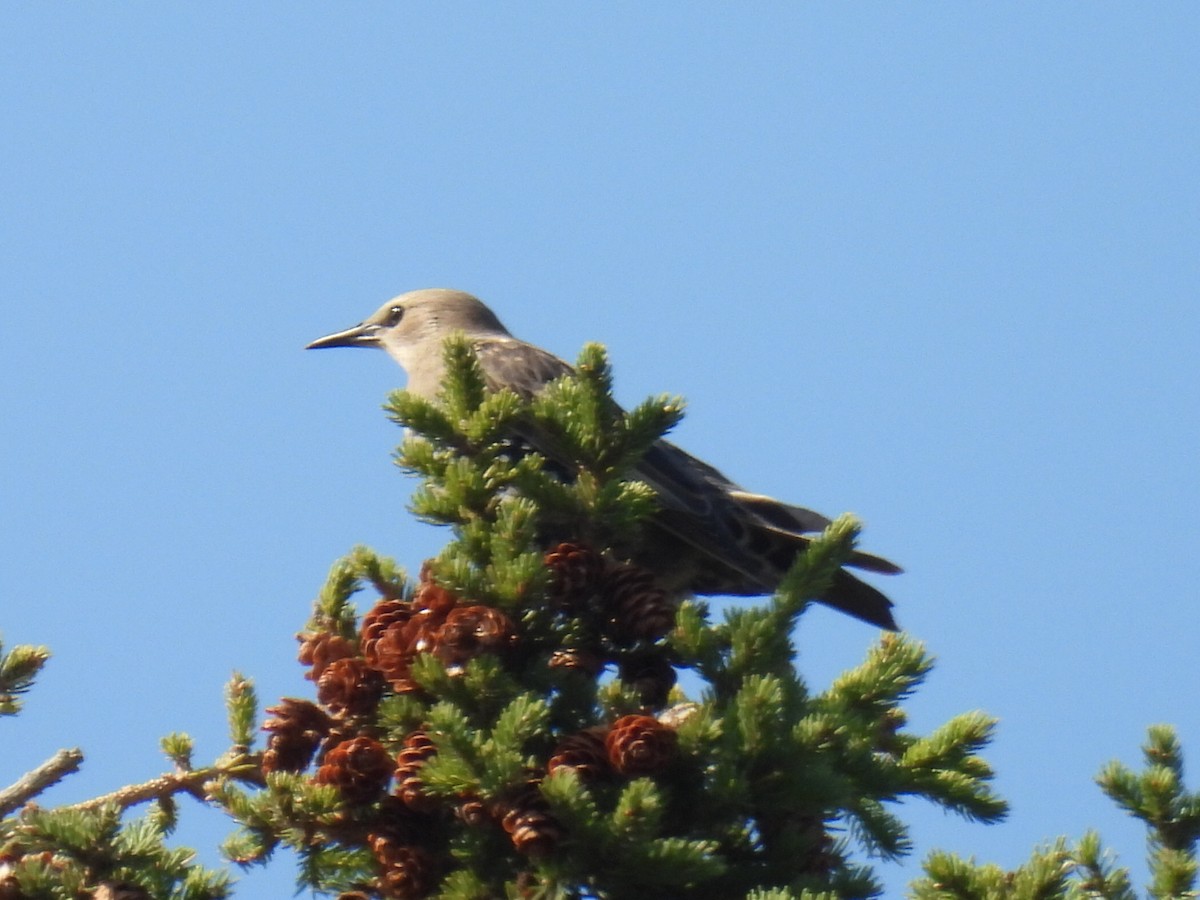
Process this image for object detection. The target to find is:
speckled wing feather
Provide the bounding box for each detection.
[471,336,574,398]
[635,439,899,572]
[618,440,898,628]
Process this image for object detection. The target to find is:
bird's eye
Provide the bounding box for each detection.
[386,306,404,325]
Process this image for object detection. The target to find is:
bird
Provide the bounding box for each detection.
[307,289,901,630]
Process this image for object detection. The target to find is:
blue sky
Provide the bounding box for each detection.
[3,5,1197,896]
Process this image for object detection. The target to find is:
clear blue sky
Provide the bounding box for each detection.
[3,5,1197,896]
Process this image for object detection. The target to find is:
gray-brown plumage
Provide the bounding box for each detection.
[308,289,901,629]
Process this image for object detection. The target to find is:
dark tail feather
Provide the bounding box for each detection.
[820,570,899,631]
[734,495,903,578]
[846,548,904,575]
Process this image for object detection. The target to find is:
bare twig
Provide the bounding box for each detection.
[0,748,84,815]
[69,755,263,813]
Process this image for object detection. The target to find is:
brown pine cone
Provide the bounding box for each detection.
[603,563,677,641]
[455,797,488,827]
[618,654,677,709]
[408,579,457,656]
[317,657,386,717]
[393,731,438,812]
[547,647,606,677]
[369,833,437,900]
[495,786,561,857]
[262,698,334,774]
[433,605,516,671]
[547,727,610,780]
[297,632,357,682]
[316,736,394,803]
[544,541,606,608]
[364,577,458,693]
[361,599,412,657]
[605,714,678,776]
[364,621,422,693]
[413,562,459,617]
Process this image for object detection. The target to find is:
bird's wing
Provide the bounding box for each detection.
[642,443,903,577]
[634,441,784,590]
[727,490,833,533]
[466,339,772,585]
[467,338,900,591]
[471,337,574,399]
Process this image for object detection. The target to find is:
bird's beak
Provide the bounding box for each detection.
[305,322,381,350]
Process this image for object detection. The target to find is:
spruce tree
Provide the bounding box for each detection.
[219,337,1006,898]
[2,338,1197,899]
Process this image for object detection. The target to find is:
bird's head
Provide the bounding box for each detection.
[306,288,510,374]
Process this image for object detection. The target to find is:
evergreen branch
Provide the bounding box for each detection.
[844,798,912,861]
[385,389,458,446]
[1070,830,1137,899]
[1148,846,1198,899]
[913,834,1146,900]
[463,388,525,444]
[242,338,1056,896]
[573,343,615,402]
[773,515,861,624]
[438,334,491,419]
[824,633,933,710]
[0,639,51,716]
[349,545,408,601]
[225,672,258,749]
[0,747,84,815]
[161,732,195,771]
[901,710,999,771]
[307,554,363,636]
[618,393,685,469]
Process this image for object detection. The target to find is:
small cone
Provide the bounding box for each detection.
[433,604,517,671]
[605,714,678,776]
[297,632,357,682]
[316,657,386,717]
[547,727,611,781]
[494,786,561,857]
[393,731,438,812]
[369,832,437,899]
[604,563,677,641]
[547,648,606,677]
[455,797,488,827]
[544,541,606,608]
[262,698,333,774]
[361,599,413,655]
[315,736,394,803]
[363,571,459,693]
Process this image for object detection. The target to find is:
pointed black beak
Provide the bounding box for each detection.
[305,322,381,350]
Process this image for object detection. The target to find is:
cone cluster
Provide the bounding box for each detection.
[547,715,679,782]
[545,542,677,642]
[257,546,685,897]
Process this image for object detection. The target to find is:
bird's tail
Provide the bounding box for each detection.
[821,570,899,631]
[745,521,900,630]
[730,490,902,576]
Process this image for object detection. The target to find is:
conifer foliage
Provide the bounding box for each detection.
[2,340,1198,898]
[223,338,1008,898]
